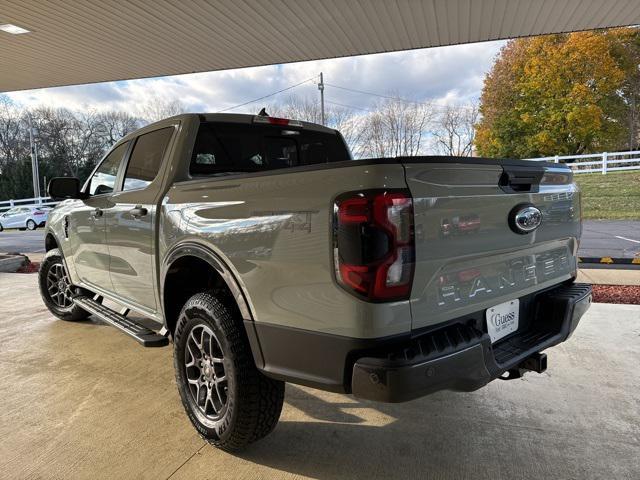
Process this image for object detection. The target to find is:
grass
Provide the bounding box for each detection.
[574,171,640,220]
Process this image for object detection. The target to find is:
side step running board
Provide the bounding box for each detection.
[73,296,169,347]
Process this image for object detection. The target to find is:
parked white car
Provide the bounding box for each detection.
[0,206,51,231]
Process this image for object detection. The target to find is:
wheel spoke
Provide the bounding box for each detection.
[214,381,225,405]
[199,328,205,353]
[185,352,196,368]
[190,330,201,350]
[209,390,221,414]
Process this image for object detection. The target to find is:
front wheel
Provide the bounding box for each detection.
[26,219,37,230]
[38,248,90,321]
[174,293,285,451]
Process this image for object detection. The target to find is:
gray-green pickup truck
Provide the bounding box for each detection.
[40,112,592,450]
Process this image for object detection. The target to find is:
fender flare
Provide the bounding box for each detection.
[161,242,265,368]
[44,230,61,251]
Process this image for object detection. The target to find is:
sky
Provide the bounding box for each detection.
[6,39,505,116]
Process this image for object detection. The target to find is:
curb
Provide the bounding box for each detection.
[0,254,28,273]
[579,257,640,265]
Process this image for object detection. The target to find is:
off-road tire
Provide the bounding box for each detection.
[174,292,285,451]
[38,248,90,321]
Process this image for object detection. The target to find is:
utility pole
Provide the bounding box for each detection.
[318,72,325,126]
[27,112,41,202]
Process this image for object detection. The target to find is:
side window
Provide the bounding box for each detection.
[123,127,174,191]
[88,142,129,195]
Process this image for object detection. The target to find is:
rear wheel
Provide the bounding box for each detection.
[26,219,37,230]
[38,249,89,321]
[0,223,3,232]
[174,293,284,451]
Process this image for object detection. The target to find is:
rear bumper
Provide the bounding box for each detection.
[351,282,592,402]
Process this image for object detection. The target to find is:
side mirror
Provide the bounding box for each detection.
[48,177,86,200]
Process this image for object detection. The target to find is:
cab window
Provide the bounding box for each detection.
[88,142,129,195]
[123,127,174,191]
[190,122,350,176]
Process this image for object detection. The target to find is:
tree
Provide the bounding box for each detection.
[358,97,434,158]
[476,31,629,158]
[433,103,479,156]
[98,110,141,147]
[0,96,32,198]
[138,95,186,123]
[607,28,640,150]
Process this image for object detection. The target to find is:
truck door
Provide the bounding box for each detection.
[106,126,175,312]
[70,141,130,291]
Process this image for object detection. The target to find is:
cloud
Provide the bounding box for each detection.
[6,39,504,114]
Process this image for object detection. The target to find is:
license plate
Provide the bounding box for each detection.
[486,299,519,343]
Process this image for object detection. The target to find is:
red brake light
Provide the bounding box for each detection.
[333,190,415,302]
[33,211,46,215]
[267,117,289,126]
[253,115,303,127]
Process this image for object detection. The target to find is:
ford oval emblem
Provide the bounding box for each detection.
[509,204,542,234]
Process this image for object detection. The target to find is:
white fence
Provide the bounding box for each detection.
[0,196,59,213]
[526,150,640,174]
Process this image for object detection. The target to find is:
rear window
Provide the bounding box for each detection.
[190,122,351,176]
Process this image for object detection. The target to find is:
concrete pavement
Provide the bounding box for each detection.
[0,272,638,479]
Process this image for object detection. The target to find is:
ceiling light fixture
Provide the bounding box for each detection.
[0,23,30,34]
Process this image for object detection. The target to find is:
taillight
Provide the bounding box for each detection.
[333,190,415,302]
[33,211,46,216]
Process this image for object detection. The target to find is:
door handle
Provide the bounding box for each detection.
[91,208,103,219]
[129,205,148,218]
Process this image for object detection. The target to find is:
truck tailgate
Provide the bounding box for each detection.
[401,158,580,331]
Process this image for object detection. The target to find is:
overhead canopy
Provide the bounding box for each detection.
[1,0,639,92]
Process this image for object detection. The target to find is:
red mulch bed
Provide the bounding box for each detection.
[592,284,640,305]
[16,261,40,273]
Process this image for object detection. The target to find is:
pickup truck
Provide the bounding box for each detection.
[40,112,592,450]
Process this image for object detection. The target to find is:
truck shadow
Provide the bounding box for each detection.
[234,384,510,479]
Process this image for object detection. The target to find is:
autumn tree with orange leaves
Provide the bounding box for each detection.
[475,29,640,158]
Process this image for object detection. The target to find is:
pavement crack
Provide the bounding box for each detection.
[165,443,206,479]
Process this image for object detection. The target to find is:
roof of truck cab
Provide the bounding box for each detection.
[197,113,338,134]
[119,112,338,142]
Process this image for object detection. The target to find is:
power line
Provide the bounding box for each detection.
[324,82,477,112]
[325,99,372,112]
[217,76,316,113]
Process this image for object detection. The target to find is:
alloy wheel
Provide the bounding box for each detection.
[185,324,229,420]
[46,262,74,308]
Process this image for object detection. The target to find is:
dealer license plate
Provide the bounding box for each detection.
[486,299,519,343]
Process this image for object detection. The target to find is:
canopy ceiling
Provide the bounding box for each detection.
[1,0,638,92]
